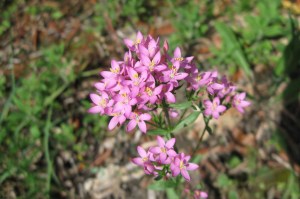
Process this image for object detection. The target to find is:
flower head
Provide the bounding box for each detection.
[204,97,226,119]
[170,153,199,182]
[232,92,251,113]
[149,136,177,164]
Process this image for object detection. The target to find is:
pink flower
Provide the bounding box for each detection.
[171,47,194,64]
[132,146,157,175]
[149,136,177,164]
[108,111,126,130]
[204,97,226,119]
[126,112,151,133]
[232,92,251,113]
[170,153,199,182]
[217,76,236,98]
[138,51,166,72]
[127,67,148,87]
[194,190,208,199]
[161,61,188,87]
[124,31,144,52]
[113,92,137,117]
[139,38,159,58]
[159,83,176,103]
[139,84,163,105]
[88,92,113,114]
[100,60,123,79]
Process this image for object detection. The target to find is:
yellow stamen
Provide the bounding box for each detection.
[146,87,153,96]
[175,57,184,61]
[179,161,185,170]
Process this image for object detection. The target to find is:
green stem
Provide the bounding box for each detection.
[44,107,53,197]
[162,100,171,131]
[192,117,210,157]
[178,108,188,122]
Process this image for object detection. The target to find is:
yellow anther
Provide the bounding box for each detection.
[175,57,184,61]
[146,87,153,96]
[135,38,141,45]
[179,161,185,169]
[133,73,139,79]
[110,68,120,74]
[142,157,148,162]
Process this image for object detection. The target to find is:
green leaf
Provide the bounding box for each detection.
[229,190,239,199]
[173,111,200,131]
[217,174,232,188]
[147,128,169,136]
[215,22,252,77]
[166,188,179,199]
[148,180,177,190]
[169,101,192,110]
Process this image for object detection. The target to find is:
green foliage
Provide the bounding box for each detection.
[148,179,178,190]
[173,111,201,131]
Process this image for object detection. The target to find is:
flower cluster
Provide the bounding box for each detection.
[132,136,199,182]
[184,67,251,119]
[89,31,191,133]
[89,31,250,132]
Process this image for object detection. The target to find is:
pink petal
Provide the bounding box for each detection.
[94,82,105,90]
[100,71,113,78]
[90,94,101,104]
[136,31,143,41]
[138,121,147,133]
[184,155,191,162]
[88,106,102,114]
[153,51,161,64]
[181,169,191,181]
[167,149,177,157]
[163,40,169,51]
[213,97,220,105]
[171,167,180,177]
[159,153,167,162]
[139,45,149,56]
[111,60,119,70]
[119,115,126,125]
[140,113,151,121]
[155,64,167,71]
[166,138,176,148]
[212,111,220,119]
[127,120,137,132]
[140,55,151,66]
[174,47,181,58]
[186,163,199,170]
[200,192,208,198]
[239,92,246,99]
[216,105,226,113]
[203,100,212,108]
[132,157,144,166]
[156,136,166,147]
[240,101,251,107]
[137,146,147,158]
[204,109,212,116]
[108,116,119,130]
[165,92,176,103]
[149,146,161,154]
[211,83,224,90]
[124,39,134,48]
[175,72,188,80]
[153,85,163,95]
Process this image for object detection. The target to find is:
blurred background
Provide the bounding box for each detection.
[0,0,300,198]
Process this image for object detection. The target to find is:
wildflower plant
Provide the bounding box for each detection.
[89,31,250,197]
